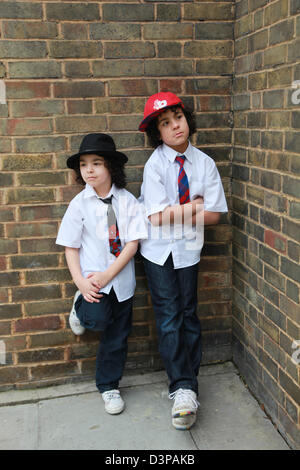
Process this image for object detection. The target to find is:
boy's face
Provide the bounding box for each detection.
[79,154,112,196]
[157,107,189,154]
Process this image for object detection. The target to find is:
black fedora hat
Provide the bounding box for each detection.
[66,133,128,169]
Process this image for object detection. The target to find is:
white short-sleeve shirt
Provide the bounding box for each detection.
[56,183,148,302]
[139,142,228,269]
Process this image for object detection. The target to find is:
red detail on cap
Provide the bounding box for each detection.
[139,92,184,132]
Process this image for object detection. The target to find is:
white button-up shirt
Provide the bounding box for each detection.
[139,142,228,269]
[56,183,148,302]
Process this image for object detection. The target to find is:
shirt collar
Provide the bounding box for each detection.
[162,141,193,164]
[83,183,119,200]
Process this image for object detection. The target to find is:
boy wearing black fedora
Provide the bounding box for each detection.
[56,133,147,415]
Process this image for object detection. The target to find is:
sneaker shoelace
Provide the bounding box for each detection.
[169,388,200,410]
[103,390,121,401]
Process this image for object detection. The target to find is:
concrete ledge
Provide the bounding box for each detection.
[0,362,236,407]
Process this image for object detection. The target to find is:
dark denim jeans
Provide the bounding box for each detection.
[143,254,202,395]
[75,288,132,393]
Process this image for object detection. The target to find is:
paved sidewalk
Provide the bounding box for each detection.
[0,362,290,450]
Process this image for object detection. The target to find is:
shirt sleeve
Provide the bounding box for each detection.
[123,195,148,243]
[140,159,170,218]
[203,158,228,213]
[56,197,84,248]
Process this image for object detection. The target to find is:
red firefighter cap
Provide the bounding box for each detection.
[138,92,184,132]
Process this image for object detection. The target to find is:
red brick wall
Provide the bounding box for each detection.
[233,0,300,449]
[0,1,233,389]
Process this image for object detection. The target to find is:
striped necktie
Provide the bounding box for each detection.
[100,196,122,257]
[175,155,190,205]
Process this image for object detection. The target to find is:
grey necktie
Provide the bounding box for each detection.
[100,196,122,257]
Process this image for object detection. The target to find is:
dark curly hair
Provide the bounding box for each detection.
[146,105,196,148]
[73,155,127,189]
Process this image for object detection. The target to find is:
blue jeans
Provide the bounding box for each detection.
[143,254,202,395]
[75,288,132,393]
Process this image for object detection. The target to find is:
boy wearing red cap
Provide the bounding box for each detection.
[139,92,228,430]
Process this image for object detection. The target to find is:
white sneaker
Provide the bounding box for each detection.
[169,388,199,430]
[69,290,85,335]
[101,389,125,415]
